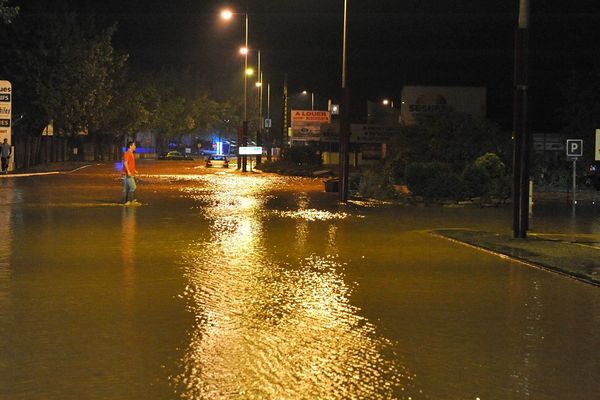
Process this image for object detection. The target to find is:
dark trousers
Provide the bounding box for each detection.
[1,157,8,172]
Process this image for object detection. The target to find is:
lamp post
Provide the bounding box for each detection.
[256,50,263,165]
[512,0,530,238]
[222,9,250,172]
[302,90,315,110]
[339,0,350,202]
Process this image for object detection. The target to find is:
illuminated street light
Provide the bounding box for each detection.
[220,9,233,20]
[221,7,250,172]
[255,81,262,87]
[382,99,389,105]
[301,90,315,110]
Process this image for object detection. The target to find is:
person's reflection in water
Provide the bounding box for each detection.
[121,206,137,308]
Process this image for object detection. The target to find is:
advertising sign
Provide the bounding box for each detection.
[291,109,331,141]
[0,80,11,144]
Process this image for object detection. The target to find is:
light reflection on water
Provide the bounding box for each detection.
[171,174,417,399]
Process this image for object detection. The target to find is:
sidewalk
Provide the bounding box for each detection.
[432,229,600,286]
[0,162,93,178]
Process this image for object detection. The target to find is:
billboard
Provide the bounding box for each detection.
[291,109,331,141]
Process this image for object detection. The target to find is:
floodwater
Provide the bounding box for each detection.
[0,161,599,399]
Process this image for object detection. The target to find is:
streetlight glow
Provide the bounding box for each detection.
[239,46,249,55]
[255,81,262,87]
[302,90,308,95]
[221,9,233,20]
[245,68,254,76]
[382,99,389,105]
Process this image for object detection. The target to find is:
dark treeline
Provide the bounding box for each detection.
[0,1,242,169]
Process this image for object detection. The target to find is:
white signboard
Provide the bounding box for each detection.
[239,146,262,155]
[264,118,272,128]
[0,80,11,144]
[595,129,600,161]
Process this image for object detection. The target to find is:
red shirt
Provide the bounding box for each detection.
[123,151,136,176]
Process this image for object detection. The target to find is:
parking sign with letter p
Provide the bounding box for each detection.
[566,139,583,158]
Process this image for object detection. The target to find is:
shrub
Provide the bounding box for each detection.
[462,164,488,198]
[462,153,510,201]
[358,167,396,199]
[283,146,322,165]
[405,162,465,201]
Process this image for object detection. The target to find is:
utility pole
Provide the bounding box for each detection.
[512,0,530,238]
[282,75,289,157]
[266,82,272,162]
[339,0,350,202]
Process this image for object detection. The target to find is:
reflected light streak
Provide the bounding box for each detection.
[121,206,137,309]
[0,179,15,316]
[171,173,417,399]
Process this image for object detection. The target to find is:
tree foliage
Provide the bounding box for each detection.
[0,0,18,24]
[385,111,511,183]
[0,3,126,137]
[558,69,600,161]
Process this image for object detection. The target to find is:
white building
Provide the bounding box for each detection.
[400,86,487,125]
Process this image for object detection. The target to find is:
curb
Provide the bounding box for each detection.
[429,231,600,287]
[0,164,93,178]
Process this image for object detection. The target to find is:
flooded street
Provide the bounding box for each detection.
[1,161,599,399]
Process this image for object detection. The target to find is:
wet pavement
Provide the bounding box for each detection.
[1,160,599,399]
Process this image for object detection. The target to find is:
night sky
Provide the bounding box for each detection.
[16,0,600,130]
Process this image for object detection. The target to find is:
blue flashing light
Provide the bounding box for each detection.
[121,147,155,154]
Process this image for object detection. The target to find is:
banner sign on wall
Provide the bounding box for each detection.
[0,80,11,144]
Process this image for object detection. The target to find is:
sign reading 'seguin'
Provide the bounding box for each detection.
[291,110,331,123]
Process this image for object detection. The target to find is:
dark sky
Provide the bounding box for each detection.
[18,0,600,129]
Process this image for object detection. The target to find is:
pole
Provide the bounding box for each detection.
[339,0,349,202]
[257,69,263,165]
[512,0,529,238]
[572,158,577,216]
[242,13,249,172]
[311,92,314,110]
[282,75,288,153]
[266,82,271,162]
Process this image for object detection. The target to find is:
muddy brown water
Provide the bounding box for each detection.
[1,161,599,399]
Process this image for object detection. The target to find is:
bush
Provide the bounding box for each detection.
[283,146,322,165]
[358,167,396,199]
[258,160,321,176]
[462,153,510,201]
[462,164,488,198]
[405,162,465,201]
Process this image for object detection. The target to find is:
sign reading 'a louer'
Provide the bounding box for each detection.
[291,110,331,123]
[0,80,11,143]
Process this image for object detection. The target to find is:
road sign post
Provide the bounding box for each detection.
[566,139,583,215]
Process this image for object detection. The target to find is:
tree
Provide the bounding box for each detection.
[0,0,18,24]
[384,111,511,183]
[0,2,126,166]
[558,69,600,162]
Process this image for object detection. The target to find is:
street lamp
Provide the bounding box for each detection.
[302,90,315,110]
[339,0,350,202]
[221,8,250,172]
